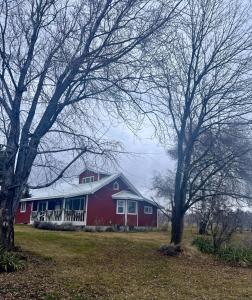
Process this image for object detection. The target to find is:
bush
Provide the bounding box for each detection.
[105,226,115,232]
[192,236,252,267]
[192,237,214,254]
[33,221,78,231]
[84,227,95,232]
[0,248,25,272]
[217,246,252,266]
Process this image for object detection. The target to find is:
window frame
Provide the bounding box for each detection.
[144,206,153,214]
[116,200,125,214]
[82,176,95,184]
[20,202,26,213]
[113,181,119,190]
[65,197,85,211]
[127,200,137,215]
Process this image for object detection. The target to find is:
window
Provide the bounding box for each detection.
[127,201,137,214]
[116,200,125,214]
[82,176,94,184]
[38,201,47,212]
[113,181,119,190]
[48,199,63,210]
[65,197,85,211]
[20,202,26,213]
[32,201,37,211]
[144,206,153,214]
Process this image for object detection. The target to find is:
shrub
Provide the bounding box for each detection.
[84,227,95,232]
[192,236,252,267]
[0,248,25,272]
[105,226,115,232]
[192,237,214,254]
[37,222,56,230]
[59,223,78,231]
[95,226,104,232]
[33,221,78,231]
[217,246,252,266]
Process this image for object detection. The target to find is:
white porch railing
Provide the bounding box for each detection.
[31,209,85,223]
[64,210,85,222]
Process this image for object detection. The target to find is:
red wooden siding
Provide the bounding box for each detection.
[15,201,32,224]
[86,178,156,227]
[79,170,100,183]
[79,170,110,183]
[87,178,129,226]
[138,201,157,227]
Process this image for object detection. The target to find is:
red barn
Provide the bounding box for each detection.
[16,169,159,229]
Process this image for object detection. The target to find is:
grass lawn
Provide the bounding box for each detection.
[0,225,251,300]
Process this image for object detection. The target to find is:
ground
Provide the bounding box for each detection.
[0,226,251,300]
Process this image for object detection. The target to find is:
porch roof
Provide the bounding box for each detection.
[112,190,145,201]
[112,190,159,207]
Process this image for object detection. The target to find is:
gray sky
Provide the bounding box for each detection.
[106,122,175,196]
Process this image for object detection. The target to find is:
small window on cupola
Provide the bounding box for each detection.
[113,181,119,190]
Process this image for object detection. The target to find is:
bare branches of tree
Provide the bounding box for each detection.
[146,0,252,245]
[0,0,182,250]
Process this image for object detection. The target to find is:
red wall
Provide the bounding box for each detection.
[87,178,129,226]
[86,178,156,227]
[15,201,32,224]
[138,201,157,227]
[79,170,100,183]
[79,170,110,183]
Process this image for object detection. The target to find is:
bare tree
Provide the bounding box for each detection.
[189,122,252,234]
[0,0,183,250]
[209,204,240,252]
[147,0,252,246]
[152,122,252,243]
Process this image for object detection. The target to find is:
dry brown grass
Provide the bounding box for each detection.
[0,225,251,300]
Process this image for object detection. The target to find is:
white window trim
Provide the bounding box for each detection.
[116,200,125,214]
[82,176,95,184]
[144,206,153,214]
[20,202,26,213]
[127,200,137,215]
[113,181,119,190]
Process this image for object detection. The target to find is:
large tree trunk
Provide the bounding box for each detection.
[0,184,24,251]
[0,208,15,251]
[170,206,184,245]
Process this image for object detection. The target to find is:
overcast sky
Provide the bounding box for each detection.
[30,118,175,199]
[106,121,175,196]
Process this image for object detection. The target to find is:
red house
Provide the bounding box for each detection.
[16,169,159,229]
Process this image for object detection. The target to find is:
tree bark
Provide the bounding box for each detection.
[170,206,184,245]
[0,208,15,251]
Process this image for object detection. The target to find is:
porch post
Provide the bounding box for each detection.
[84,195,88,226]
[62,198,65,222]
[136,201,138,227]
[125,200,128,228]
[46,201,48,222]
[30,202,33,224]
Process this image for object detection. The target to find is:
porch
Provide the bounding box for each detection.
[30,196,87,225]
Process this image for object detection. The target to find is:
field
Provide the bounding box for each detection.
[0,225,251,300]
